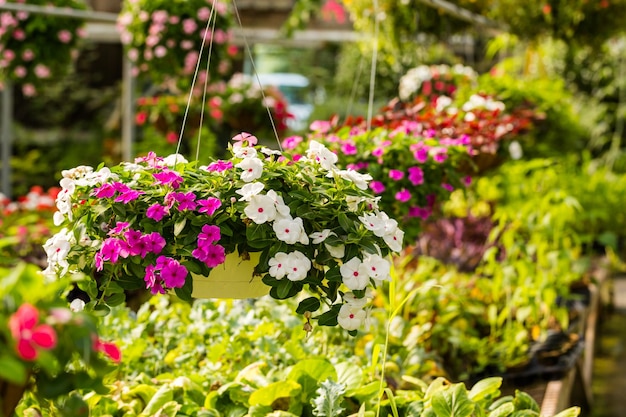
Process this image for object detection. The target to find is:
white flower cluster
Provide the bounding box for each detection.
[398,64,477,101]
[233,140,402,331]
[462,94,506,123]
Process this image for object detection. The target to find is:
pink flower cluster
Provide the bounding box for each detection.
[117,0,235,83]
[89,152,231,294]
[0,1,85,96]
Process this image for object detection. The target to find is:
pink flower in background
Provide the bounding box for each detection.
[12,28,25,40]
[93,338,121,363]
[182,18,197,35]
[321,0,347,24]
[414,147,429,163]
[34,64,50,78]
[57,29,72,43]
[282,136,303,150]
[341,141,357,155]
[369,181,385,194]
[408,166,424,186]
[154,46,167,58]
[166,131,177,144]
[22,83,35,96]
[169,15,180,24]
[13,65,26,78]
[389,170,404,181]
[180,40,193,50]
[21,49,33,61]
[197,6,211,20]
[227,44,238,56]
[9,304,57,361]
[151,10,168,24]
[433,148,449,163]
[3,49,14,61]
[310,120,332,133]
[408,206,431,220]
[76,28,87,38]
[395,189,411,202]
[463,176,472,186]
[442,183,454,192]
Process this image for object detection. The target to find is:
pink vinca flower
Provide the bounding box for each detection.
[153,170,183,189]
[395,189,412,203]
[407,166,424,186]
[57,30,72,43]
[93,337,121,363]
[9,304,57,361]
[389,170,404,181]
[197,197,222,215]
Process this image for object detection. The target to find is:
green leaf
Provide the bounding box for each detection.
[105,292,126,307]
[316,304,341,327]
[488,402,515,417]
[248,380,302,407]
[277,280,294,299]
[311,379,345,417]
[552,407,581,417]
[246,223,269,242]
[175,278,193,302]
[140,384,173,416]
[296,297,321,314]
[288,359,337,402]
[512,390,539,412]
[174,218,187,236]
[324,266,342,283]
[338,213,352,233]
[431,384,475,417]
[335,362,363,396]
[0,354,28,385]
[468,377,502,402]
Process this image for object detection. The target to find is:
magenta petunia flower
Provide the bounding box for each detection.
[389,170,404,181]
[197,197,222,215]
[395,189,412,203]
[408,166,424,186]
[146,203,168,221]
[369,181,386,194]
[153,170,183,189]
[206,160,233,172]
[171,191,197,211]
[92,183,116,198]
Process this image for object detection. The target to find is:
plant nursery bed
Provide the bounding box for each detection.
[499,282,600,416]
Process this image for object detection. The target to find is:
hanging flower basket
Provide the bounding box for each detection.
[44,134,404,333]
[191,250,266,299]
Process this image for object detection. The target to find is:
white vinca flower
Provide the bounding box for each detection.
[162,154,188,167]
[362,254,391,281]
[236,157,264,182]
[234,146,257,159]
[340,257,370,291]
[306,140,338,171]
[42,228,73,279]
[236,182,264,201]
[268,252,290,280]
[273,217,309,245]
[337,303,367,331]
[244,194,277,224]
[310,229,334,244]
[266,189,291,219]
[343,291,371,308]
[326,243,345,259]
[333,169,372,190]
[383,227,404,253]
[284,251,311,281]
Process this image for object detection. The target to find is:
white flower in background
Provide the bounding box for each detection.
[244,194,277,224]
[43,228,73,278]
[266,189,291,219]
[284,251,311,281]
[273,217,309,245]
[337,303,367,331]
[61,165,93,180]
[236,182,264,201]
[70,298,86,312]
[326,243,345,259]
[236,157,263,182]
[340,257,369,291]
[334,169,372,190]
[310,229,334,244]
[362,254,391,281]
[307,140,338,171]
[435,95,453,112]
[509,140,523,160]
[383,227,404,253]
[234,146,257,159]
[268,252,290,279]
[343,291,370,308]
[162,154,188,167]
[260,147,282,156]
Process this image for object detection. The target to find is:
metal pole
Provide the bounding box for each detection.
[1,82,13,200]
[0,3,117,22]
[121,56,135,161]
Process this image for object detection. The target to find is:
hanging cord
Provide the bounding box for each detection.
[195,0,219,161]
[231,0,283,152]
[346,54,366,120]
[366,0,380,132]
[176,0,217,158]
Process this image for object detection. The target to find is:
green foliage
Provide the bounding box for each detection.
[312,379,345,417]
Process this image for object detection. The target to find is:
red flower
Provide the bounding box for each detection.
[93,338,122,363]
[8,304,57,361]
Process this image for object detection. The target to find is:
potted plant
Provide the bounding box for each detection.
[117,0,236,87]
[0,0,86,96]
[0,263,120,417]
[284,121,472,243]
[43,133,403,334]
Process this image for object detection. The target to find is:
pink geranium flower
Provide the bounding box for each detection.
[9,304,57,361]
